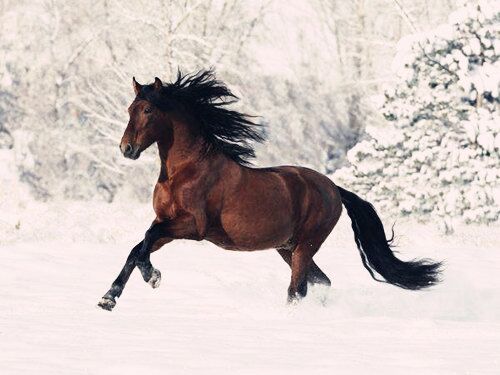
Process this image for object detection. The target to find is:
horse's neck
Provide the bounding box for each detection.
[157,121,215,181]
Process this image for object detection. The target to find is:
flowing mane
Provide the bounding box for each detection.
[136,69,266,164]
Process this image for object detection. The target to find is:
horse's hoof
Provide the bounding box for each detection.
[97,297,116,311]
[287,291,305,305]
[148,268,161,289]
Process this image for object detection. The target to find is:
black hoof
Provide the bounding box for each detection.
[307,275,332,287]
[287,294,303,305]
[97,296,116,311]
[287,282,307,304]
[287,291,306,305]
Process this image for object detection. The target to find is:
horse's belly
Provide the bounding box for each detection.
[206,226,291,251]
[213,199,294,251]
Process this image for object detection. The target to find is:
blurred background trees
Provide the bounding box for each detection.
[1,0,497,230]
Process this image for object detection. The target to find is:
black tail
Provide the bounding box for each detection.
[337,186,442,290]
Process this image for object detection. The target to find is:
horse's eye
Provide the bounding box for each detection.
[144,107,152,114]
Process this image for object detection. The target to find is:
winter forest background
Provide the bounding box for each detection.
[1,1,499,374]
[0,0,498,236]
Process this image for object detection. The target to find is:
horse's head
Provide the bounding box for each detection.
[120,70,265,164]
[120,77,167,160]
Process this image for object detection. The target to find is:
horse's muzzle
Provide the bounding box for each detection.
[121,143,141,160]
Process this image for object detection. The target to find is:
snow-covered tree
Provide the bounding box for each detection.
[335,0,500,232]
[306,0,456,173]
[0,0,461,204]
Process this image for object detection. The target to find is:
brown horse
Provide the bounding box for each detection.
[98,70,441,311]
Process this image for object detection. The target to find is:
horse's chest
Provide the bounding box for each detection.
[153,183,180,219]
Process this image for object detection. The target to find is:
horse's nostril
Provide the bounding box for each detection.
[122,143,139,159]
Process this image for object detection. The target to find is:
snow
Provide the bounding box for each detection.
[0,201,499,374]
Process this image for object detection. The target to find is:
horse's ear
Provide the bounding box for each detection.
[154,77,163,91]
[132,77,142,95]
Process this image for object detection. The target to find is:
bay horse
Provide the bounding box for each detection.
[98,70,441,311]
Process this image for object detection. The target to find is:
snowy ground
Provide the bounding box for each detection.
[0,202,499,374]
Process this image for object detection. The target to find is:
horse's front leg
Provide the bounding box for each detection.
[98,216,201,311]
[98,231,172,311]
[135,214,205,286]
[135,221,171,288]
[98,241,143,311]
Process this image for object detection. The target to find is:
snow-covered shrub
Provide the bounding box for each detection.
[335,0,500,232]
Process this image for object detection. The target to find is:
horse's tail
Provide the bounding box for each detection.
[337,185,442,290]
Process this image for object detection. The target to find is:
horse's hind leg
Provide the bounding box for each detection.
[277,248,331,286]
[286,242,323,303]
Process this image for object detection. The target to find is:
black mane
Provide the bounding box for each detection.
[137,69,266,164]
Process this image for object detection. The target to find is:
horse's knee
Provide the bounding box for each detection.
[151,237,172,252]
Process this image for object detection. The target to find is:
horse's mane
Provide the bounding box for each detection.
[136,69,266,165]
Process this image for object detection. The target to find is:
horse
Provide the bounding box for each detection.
[98,70,441,311]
